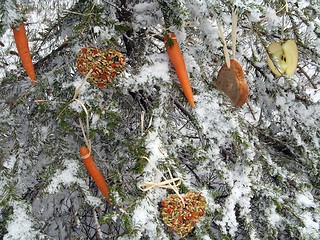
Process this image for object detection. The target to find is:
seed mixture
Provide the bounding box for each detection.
[76,47,126,87]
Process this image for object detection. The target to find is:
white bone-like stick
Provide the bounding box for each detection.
[281,1,289,41]
[140,110,145,135]
[216,19,230,69]
[78,102,91,153]
[139,178,182,191]
[232,9,238,59]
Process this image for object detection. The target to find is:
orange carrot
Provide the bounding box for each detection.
[12,23,36,83]
[80,146,112,204]
[164,32,195,108]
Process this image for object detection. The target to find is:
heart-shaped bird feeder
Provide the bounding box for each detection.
[160,192,207,237]
[138,158,206,238]
[215,10,249,107]
[76,47,126,87]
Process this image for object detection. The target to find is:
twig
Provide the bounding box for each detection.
[281,0,289,41]
[243,55,269,80]
[93,208,104,240]
[173,99,207,148]
[34,42,69,69]
[102,0,122,10]
[173,99,193,121]
[258,3,288,22]
[297,65,317,89]
[246,101,257,121]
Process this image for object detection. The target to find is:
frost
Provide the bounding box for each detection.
[217,164,253,237]
[249,10,263,22]
[3,156,16,170]
[266,204,282,227]
[133,2,160,29]
[296,192,316,208]
[85,195,103,207]
[4,202,47,240]
[299,212,320,238]
[306,89,320,102]
[131,190,165,239]
[69,100,83,113]
[124,53,170,89]
[46,160,80,194]
[91,113,100,128]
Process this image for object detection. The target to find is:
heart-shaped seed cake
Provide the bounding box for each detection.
[76,47,126,87]
[160,192,206,237]
[216,59,248,107]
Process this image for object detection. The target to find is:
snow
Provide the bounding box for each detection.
[249,10,263,22]
[299,211,320,238]
[4,202,46,240]
[306,88,320,102]
[296,192,316,208]
[46,159,80,194]
[217,164,254,237]
[131,191,163,240]
[125,53,171,90]
[3,155,16,170]
[266,204,282,227]
[133,2,160,29]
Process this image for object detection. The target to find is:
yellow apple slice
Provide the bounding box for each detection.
[266,40,298,77]
[282,40,298,76]
[267,42,284,76]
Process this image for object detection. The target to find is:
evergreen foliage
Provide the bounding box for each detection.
[0,0,319,239]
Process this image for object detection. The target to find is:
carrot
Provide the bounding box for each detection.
[80,146,112,204]
[12,23,36,83]
[164,32,195,108]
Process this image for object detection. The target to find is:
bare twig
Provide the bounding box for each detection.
[173,99,193,120]
[93,208,104,240]
[243,55,269,80]
[297,65,317,89]
[34,42,69,69]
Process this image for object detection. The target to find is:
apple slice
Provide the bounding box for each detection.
[266,39,298,77]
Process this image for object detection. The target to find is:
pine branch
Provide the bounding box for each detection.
[158,0,186,29]
[297,65,317,89]
[34,42,69,69]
